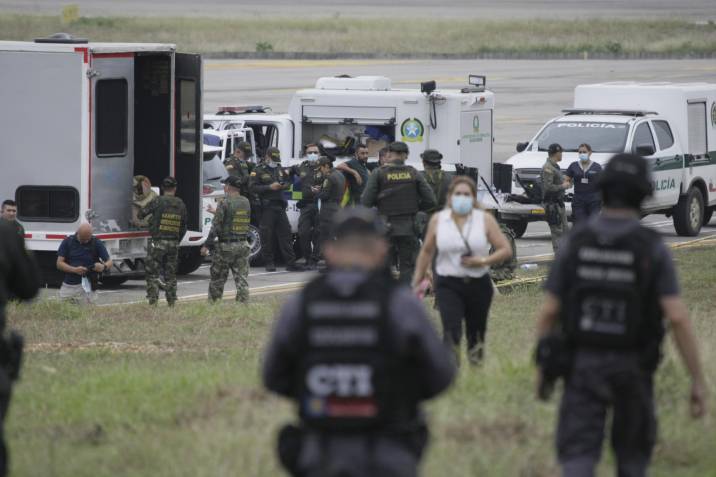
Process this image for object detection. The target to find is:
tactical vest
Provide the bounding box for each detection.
[295,274,409,431]
[255,165,287,204]
[323,170,346,205]
[153,196,185,240]
[299,161,321,202]
[377,164,419,217]
[561,223,664,352]
[220,196,251,241]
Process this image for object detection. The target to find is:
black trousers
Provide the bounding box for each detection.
[259,206,296,266]
[572,195,602,223]
[298,203,320,262]
[434,274,494,349]
[318,203,340,251]
[557,351,656,477]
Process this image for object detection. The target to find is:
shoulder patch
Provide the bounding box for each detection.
[250,171,257,176]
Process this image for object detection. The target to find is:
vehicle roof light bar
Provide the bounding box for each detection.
[562,109,658,117]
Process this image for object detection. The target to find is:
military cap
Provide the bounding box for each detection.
[598,153,653,197]
[162,176,178,188]
[236,141,252,155]
[548,143,563,155]
[221,175,242,189]
[266,147,281,160]
[420,149,443,164]
[331,206,386,239]
[317,156,332,167]
[387,141,409,154]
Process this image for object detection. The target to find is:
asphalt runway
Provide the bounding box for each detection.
[1,0,714,19]
[36,58,716,305]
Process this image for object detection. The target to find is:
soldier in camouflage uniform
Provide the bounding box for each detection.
[540,143,571,253]
[289,144,322,268]
[316,157,346,247]
[201,176,251,303]
[361,142,436,284]
[139,177,187,306]
[224,141,254,198]
[417,149,452,237]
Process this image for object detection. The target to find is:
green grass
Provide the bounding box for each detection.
[6,246,716,476]
[1,14,716,56]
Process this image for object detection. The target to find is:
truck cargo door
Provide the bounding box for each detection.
[460,110,493,184]
[687,102,708,158]
[91,55,134,232]
[175,53,202,232]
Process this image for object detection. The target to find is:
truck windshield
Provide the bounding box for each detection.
[534,122,629,153]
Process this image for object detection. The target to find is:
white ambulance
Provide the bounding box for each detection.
[0,35,205,285]
[504,82,716,237]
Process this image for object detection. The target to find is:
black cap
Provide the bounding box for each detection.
[317,156,332,167]
[266,147,281,160]
[598,153,653,197]
[236,141,252,155]
[421,149,443,164]
[162,176,177,188]
[548,143,563,155]
[331,206,386,239]
[221,175,242,189]
[387,141,409,154]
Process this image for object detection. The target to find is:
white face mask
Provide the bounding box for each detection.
[307,152,319,161]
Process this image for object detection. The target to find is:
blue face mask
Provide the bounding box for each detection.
[307,153,319,161]
[579,153,590,163]
[451,195,473,215]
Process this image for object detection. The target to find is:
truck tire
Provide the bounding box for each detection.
[177,247,203,275]
[99,276,129,287]
[248,224,264,266]
[704,206,714,225]
[503,219,528,239]
[673,187,704,237]
[490,224,517,282]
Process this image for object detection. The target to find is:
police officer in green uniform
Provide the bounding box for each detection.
[417,149,452,237]
[541,143,571,252]
[223,141,254,198]
[535,154,707,476]
[316,156,346,247]
[139,177,188,306]
[292,143,323,268]
[250,147,303,272]
[361,142,436,284]
[201,176,252,303]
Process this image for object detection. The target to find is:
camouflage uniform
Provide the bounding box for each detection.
[541,157,569,252]
[417,167,453,237]
[139,195,187,305]
[317,166,346,246]
[206,195,252,302]
[224,157,254,197]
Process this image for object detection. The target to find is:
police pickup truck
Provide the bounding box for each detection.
[503,82,716,238]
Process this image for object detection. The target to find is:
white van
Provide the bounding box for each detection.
[504,82,716,237]
[0,36,204,285]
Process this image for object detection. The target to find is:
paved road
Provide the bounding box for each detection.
[1,0,713,19]
[37,58,716,304]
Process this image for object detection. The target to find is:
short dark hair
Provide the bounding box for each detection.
[304,143,319,152]
[578,143,592,152]
[356,144,368,151]
[2,200,17,209]
[378,147,389,158]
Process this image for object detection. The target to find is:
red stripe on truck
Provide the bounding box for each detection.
[46,234,68,240]
[95,232,150,239]
[74,47,88,64]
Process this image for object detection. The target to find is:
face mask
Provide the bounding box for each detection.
[579,153,589,163]
[451,195,473,215]
[307,153,318,161]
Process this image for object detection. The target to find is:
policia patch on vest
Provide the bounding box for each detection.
[295,274,408,431]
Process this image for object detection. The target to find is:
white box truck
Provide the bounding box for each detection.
[504,82,716,237]
[0,35,205,285]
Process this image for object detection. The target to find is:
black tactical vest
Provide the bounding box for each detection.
[377,164,419,217]
[220,196,251,241]
[295,274,408,431]
[152,196,185,240]
[562,223,663,351]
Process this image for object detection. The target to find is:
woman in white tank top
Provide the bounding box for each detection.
[412,176,513,366]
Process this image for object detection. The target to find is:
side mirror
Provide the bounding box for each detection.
[635,144,655,157]
[516,142,529,153]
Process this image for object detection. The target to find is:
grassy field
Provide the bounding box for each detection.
[1,13,715,57]
[6,246,716,476]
